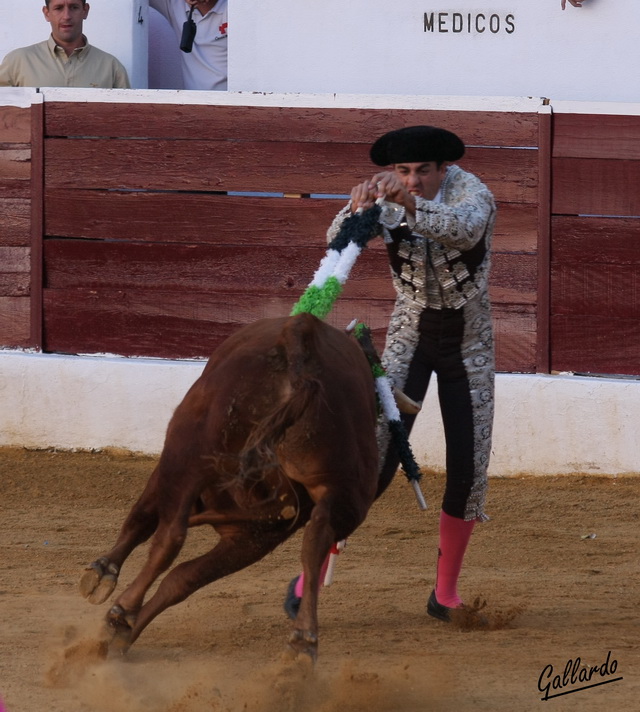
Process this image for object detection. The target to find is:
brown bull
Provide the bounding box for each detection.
[80,313,379,661]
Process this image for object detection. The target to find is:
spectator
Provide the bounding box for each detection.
[0,0,130,88]
[150,0,227,91]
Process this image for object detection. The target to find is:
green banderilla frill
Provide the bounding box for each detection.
[290,276,342,320]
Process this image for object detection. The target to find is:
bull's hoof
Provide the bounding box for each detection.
[80,557,120,604]
[105,604,136,653]
[284,628,318,665]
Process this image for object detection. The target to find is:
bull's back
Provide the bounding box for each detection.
[171,315,376,450]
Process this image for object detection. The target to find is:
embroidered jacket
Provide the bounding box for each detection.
[328,165,496,311]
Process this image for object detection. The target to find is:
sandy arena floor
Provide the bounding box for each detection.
[0,447,638,711]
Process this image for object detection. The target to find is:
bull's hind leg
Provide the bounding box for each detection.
[80,465,162,604]
[114,525,291,649]
[288,498,336,663]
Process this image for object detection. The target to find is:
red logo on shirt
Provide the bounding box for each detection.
[219,22,228,35]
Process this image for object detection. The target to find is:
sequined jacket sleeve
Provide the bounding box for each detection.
[376,165,495,251]
[410,167,495,251]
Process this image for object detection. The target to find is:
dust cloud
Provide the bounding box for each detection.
[44,625,453,712]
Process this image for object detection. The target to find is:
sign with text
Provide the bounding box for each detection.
[231,0,640,103]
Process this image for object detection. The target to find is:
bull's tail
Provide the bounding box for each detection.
[237,313,322,482]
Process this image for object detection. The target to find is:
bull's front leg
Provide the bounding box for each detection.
[285,499,334,664]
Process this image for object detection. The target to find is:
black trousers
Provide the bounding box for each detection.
[379,308,479,519]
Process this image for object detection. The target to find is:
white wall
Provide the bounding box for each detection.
[0,0,148,89]
[230,0,640,103]
[411,373,640,477]
[0,351,203,455]
[148,7,183,89]
[3,1,639,100]
[1,351,638,476]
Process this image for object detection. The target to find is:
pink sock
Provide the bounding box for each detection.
[434,510,475,608]
[294,552,332,598]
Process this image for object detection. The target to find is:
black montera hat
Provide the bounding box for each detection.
[370,125,465,166]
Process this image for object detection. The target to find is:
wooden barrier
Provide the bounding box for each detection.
[39,101,542,370]
[551,113,640,375]
[2,94,637,376]
[0,101,38,347]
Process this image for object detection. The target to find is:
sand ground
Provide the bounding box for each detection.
[0,447,638,711]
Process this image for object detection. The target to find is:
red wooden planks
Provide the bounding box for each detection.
[551,315,640,375]
[35,101,543,372]
[0,106,32,143]
[553,114,640,161]
[551,263,640,319]
[44,102,539,147]
[550,193,640,374]
[490,253,537,305]
[0,296,30,344]
[43,240,392,298]
[44,139,538,204]
[493,306,537,373]
[0,273,30,297]
[0,246,30,273]
[43,237,534,305]
[0,198,30,246]
[493,203,538,253]
[552,158,640,216]
[42,287,393,358]
[552,216,640,264]
[0,106,33,347]
[551,216,640,317]
[44,189,538,256]
[42,283,530,370]
[44,191,345,244]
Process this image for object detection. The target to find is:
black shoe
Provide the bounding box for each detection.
[284,576,301,620]
[427,589,453,622]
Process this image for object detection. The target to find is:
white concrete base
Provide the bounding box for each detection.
[411,372,639,477]
[0,351,637,476]
[0,351,205,455]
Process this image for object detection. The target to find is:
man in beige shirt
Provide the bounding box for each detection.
[0,0,130,88]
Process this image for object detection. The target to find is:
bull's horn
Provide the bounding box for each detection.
[393,387,422,415]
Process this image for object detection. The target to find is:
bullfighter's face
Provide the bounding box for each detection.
[393,161,447,201]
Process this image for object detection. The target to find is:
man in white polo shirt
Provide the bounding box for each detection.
[151,0,227,91]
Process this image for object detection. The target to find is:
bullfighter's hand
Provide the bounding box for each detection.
[349,180,378,213]
[370,171,416,217]
[561,0,584,9]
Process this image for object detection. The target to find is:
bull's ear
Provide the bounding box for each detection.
[393,387,422,415]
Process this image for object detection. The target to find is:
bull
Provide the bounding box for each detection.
[80,312,380,662]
